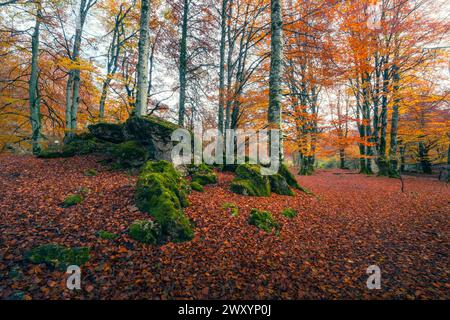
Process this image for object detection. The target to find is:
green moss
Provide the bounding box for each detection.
[135,161,194,243]
[230,164,270,197]
[25,244,90,270]
[191,182,204,192]
[222,202,239,217]
[111,141,149,168]
[141,115,180,132]
[97,230,119,240]
[281,208,298,218]
[128,220,160,244]
[249,209,281,233]
[192,173,217,185]
[279,164,300,189]
[62,194,83,208]
[88,122,125,143]
[84,169,98,177]
[269,174,294,196]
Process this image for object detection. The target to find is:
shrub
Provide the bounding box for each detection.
[62,194,83,208]
[191,182,204,192]
[230,164,270,197]
[281,208,298,218]
[128,220,160,244]
[249,209,280,233]
[97,230,118,240]
[25,244,90,270]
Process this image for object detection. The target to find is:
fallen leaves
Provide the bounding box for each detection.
[0,155,448,300]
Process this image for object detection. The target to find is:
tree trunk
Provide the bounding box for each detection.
[389,64,400,178]
[29,2,42,155]
[135,0,151,116]
[418,142,432,174]
[218,0,228,134]
[268,0,283,161]
[178,0,189,126]
[377,66,390,175]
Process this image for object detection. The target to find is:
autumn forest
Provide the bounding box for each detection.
[0,0,449,302]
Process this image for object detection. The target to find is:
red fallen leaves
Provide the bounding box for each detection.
[0,155,449,300]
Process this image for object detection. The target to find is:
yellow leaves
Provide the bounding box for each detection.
[57,57,97,73]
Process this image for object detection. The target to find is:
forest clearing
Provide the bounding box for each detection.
[0,0,449,304]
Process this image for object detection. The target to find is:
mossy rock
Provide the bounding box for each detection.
[88,122,126,143]
[25,244,90,271]
[84,169,98,177]
[281,208,298,218]
[141,160,190,207]
[97,230,119,240]
[192,173,217,186]
[249,209,281,233]
[269,174,294,196]
[124,116,180,161]
[191,182,204,192]
[222,202,239,217]
[62,194,83,208]
[230,164,270,197]
[135,161,193,243]
[128,220,160,244]
[111,141,149,168]
[279,164,300,189]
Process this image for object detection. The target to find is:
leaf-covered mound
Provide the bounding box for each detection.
[135,161,194,243]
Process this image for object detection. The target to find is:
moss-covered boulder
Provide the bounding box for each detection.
[111,141,149,168]
[128,220,160,244]
[248,209,280,233]
[135,161,193,243]
[281,208,298,218]
[97,230,119,240]
[191,182,204,192]
[230,164,270,197]
[88,122,126,143]
[125,116,180,161]
[279,164,300,189]
[61,194,83,208]
[269,174,294,196]
[25,244,90,270]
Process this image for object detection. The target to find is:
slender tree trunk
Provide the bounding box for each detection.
[389,64,400,177]
[218,0,228,134]
[99,79,110,119]
[29,2,42,155]
[378,66,390,175]
[268,0,283,161]
[447,142,450,182]
[178,0,189,126]
[135,0,151,116]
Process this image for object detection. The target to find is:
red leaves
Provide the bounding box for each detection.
[0,156,448,299]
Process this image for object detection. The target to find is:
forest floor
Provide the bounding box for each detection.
[0,155,448,300]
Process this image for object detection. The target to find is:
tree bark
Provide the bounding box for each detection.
[135,0,151,116]
[178,0,189,126]
[218,0,228,134]
[268,0,283,161]
[389,64,400,177]
[29,2,42,155]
